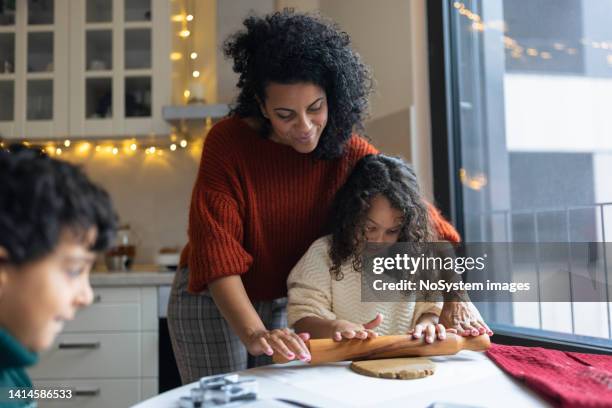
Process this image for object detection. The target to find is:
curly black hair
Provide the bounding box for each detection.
[328,154,436,280]
[223,9,373,160]
[0,146,117,266]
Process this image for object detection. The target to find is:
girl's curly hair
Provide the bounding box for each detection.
[328,154,437,280]
[223,9,373,160]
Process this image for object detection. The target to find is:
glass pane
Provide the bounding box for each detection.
[0,33,14,73]
[28,0,53,25]
[27,32,53,72]
[86,77,112,118]
[27,79,52,120]
[449,0,612,340]
[0,0,16,26]
[86,30,112,70]
[125,76,150,117]
[0,81,13,120]
[125,29,150,69]
[125,0,150,22]
[86,0,112,23]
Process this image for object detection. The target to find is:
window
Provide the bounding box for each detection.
[428,0,612,350]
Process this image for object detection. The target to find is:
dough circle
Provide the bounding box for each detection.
[350,358,436,380]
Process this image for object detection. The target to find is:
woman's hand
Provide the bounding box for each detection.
[331,313,383,341]
[245,328,311,362]
[439,301,493,337]
[408,313,456,344]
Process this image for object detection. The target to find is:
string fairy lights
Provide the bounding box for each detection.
[452,2,612,66]
[2,132,195,159]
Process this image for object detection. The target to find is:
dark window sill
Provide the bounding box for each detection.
[490,323,612,355]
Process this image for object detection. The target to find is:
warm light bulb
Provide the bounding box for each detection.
[190,52,198,60]
[150,146,156,154]
[56,148,62,155]
[192,70,200,78]
[64,139,71,147]
[170,143,177,151]
[186,14,194,21]
[112,147,119,155]
[130,143,137,151]
[179,30,190,38]
[180,139,188,148]
[170,52,182,61]
[184,89,191,98]
[95,145,101,152]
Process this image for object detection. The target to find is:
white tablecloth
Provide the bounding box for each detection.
[132,351,550,408]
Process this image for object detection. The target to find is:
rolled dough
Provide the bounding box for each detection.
[350,358,436,380]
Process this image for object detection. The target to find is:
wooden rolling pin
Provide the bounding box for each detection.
[273,333,490,364]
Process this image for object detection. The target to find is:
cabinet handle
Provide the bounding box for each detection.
[73,387,100,397]
[58,341,100,349]
[93,294,102,303]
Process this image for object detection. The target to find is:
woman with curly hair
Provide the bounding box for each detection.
[288,154,457,342]
[167,10,468,382]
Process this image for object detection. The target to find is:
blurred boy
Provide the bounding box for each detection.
[0,146,117,407]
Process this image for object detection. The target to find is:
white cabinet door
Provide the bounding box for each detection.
[69,0,171,137]
[0,0,70,139]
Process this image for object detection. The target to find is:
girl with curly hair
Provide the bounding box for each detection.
[167,10,466,382]
[287,154,458,342]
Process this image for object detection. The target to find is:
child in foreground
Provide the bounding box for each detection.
[287,154,457,343]
[0,146,117,405]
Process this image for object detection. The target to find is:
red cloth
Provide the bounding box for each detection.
[181,116,461,300]
[487,343,612,408]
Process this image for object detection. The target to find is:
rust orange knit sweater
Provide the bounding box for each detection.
[180,116,460,300]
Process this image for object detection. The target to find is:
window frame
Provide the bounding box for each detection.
[426,0,612,354]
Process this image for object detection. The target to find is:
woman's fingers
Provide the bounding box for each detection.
[460,321,479,336]
[267,335,295,359]
[269,330,311,361]
[257,337,274,356]
[281,331,311,361]
[333,331,343,341]
[479,320,494,336]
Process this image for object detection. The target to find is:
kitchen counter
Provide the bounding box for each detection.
[90,270,176,287]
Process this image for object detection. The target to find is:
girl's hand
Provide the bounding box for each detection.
[331,313,383,341]
[408,313,456,344]
[245,328,311,362]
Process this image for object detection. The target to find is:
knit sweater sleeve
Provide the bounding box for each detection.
[286,237,337,327]
[186,121,253,293]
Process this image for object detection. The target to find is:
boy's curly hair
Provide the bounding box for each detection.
[328,154,436,280]
[0,146,117,266]
[223,9,373,159]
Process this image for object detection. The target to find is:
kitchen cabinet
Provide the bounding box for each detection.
[27,286,161,408]
[0,0,171,140]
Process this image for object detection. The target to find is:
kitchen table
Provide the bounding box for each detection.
[131,350,550,408]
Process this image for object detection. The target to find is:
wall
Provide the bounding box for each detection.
[66,142,203,265]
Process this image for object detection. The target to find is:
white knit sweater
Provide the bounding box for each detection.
[287,236,442,336]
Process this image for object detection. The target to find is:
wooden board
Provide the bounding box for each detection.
[350,358,436,380]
